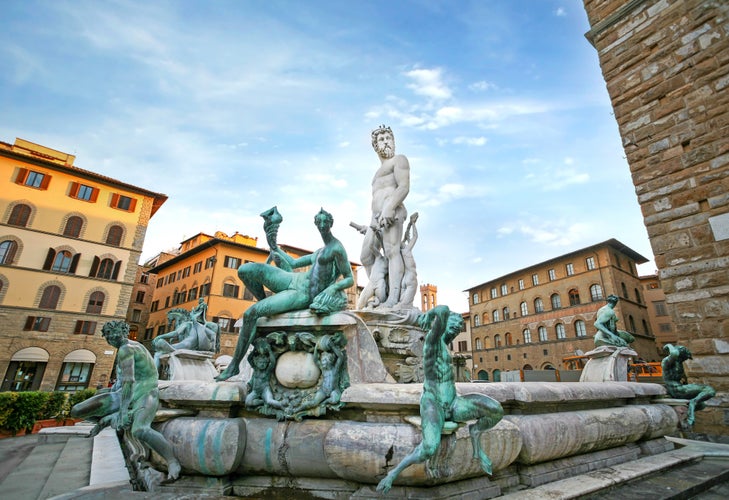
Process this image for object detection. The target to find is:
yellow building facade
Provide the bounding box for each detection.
[466,239,661,381]
[0,138,166,391]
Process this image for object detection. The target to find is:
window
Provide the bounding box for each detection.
[500,284,508,296]
[224,256,241,269]
[164,296,170,308]
[86,291,105,313]
[135,291,146,303]
[654,301,668,316]
[615,255,622,268]
[492,310,499,322]
[473,315,481,327]
[223,283,240,298]
[193,262,202,274]
[494,335,502,347]
[472,292,479,305]
[569,289,581,306]
[213,316,237,333]
[8,204,31,227]
[518,279,524,290]
[188,288,198,302]
[243,287,255,301]
[538,326,548,342]
[475,338,482,350]
[520,301,528,316]
[205,257,216,269]
[505,332,513,346]
[69,182,99,202]
[575,320,587,337]
[56,362,93,393]
[534,298,544,313]
[490,288,498,299]
[503,306,510,319]
[156,278,164,289]
[52,251,73,273]
[144,328,154,340]
[566,263,574,276]
[0,240,18,264]
[182,266,191,278]
[140,273,149,284]
[556,323,566,339]
[548,269,556,281]
[15,168,51,189]
[659,323,672,333]
[458,340,468,352]
[111,193,136,212]
[150,300,159,312]
[551,293,561,309]
[74,321,97,335]
[177,270,183,280]
[590,284,604,301]
[131,309,142,322]
[532,274,539,286]
[629,315,636,332]
[634,288,642,304]
[63,216,83,238]
[39,285,61,309]
[200,282,211,297]
[106,225,123,246]
[24,316,51,332]
[92,258,117,280]
[586,257,596,270]
[621,282,629,298]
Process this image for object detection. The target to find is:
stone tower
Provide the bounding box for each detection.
[420,283,437,312]
[582,0,728,437]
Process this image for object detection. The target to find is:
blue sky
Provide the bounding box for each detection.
[1,0,656,311]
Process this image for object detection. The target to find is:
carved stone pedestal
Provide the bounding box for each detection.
[579,345,637,382]
[158,349,219,382]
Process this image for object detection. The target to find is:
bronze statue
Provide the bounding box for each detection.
[216,208,354,381]
[152,307,220,372]
[662,344,716,426]
[376,305,503,494]
[71,321,181,483]
[593,295,635,347]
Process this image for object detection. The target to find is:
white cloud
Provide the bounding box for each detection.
[555,7,567,17]
[404,67,452,100]
[469,80,498,92]
[452,136,487,146]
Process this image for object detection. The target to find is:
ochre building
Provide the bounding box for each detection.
[466,239,661,381]
[0,138,166,391]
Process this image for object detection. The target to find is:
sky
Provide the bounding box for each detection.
[1,0,657,312]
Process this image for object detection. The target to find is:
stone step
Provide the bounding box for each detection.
[0,436,66,499]
[37,435,93,499]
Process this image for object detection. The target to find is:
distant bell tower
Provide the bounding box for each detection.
[420,283,437,312]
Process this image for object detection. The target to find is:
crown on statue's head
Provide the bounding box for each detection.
[371,124,392,140]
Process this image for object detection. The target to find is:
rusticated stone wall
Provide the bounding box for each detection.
[583,0,729,437]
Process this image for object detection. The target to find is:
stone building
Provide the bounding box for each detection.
[0,137,166,391]
[640,273,676,347]
[145,231,359,357]
[466,239,660,381]
[583,0,728,436]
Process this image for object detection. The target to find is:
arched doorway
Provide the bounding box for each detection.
[477,370,489,381]
[493,369,501,382]
[2,347,49,391]
[56,349,96,392]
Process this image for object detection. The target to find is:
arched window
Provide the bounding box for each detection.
[575,320,587,337]
[629,315,636,332]
[505,332,513,346]
[590,284,603,301]
[52,251,73,272]
[475,338,483,350]
[634,288,642,304]
[8,204,31,227]
[569,289,581,306]
[97,258,115,279]
[642,319,649,335]
[520,301,528,316]
[39,285,61,309]
[106,225,123,246]
[538,326,548,341]
[473,315,480,327]
[534,297,544,313]
[523,329,532,343]
[556,323,566,339]
[482,312,488,325]
[494,334,502,347]
[503,306,509,319]
[0,240,18,264]
[63,216,83,238]
[492,310,500,322]
[621,282,628,298]
[551,293,561,309]
[86,291,105,313]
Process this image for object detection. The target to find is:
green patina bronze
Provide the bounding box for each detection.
[70,321,181,483]
[152,306,221,372]
[216,208,354,381]
[376,305,504,494]
[662,344,716,426]
[593,294,635,347]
